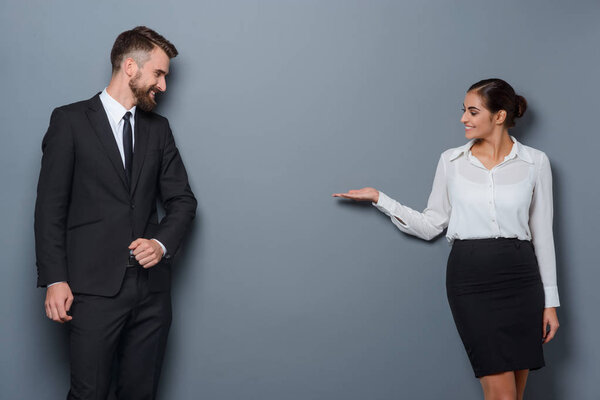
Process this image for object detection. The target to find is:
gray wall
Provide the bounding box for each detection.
[1,0,598,399]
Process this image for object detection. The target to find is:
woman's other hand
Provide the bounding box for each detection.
[332,187,379,203]
[542,307,559,344]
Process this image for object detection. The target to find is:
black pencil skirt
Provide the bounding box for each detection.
[446,237,545,378]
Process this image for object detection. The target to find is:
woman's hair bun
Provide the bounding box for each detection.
[515,95,528,119]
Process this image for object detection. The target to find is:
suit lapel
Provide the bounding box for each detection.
[86,94,129,191]
[130,110,149,195]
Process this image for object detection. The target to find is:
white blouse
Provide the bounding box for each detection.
[373,136,559,308]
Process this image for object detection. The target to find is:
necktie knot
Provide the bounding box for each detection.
[123,111,132,122]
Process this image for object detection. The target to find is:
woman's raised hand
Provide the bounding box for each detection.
[332,187,379,203]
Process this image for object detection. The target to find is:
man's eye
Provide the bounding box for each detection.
[471,112,477,116]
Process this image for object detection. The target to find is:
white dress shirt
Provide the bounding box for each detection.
[373,136,559,308]
[47,89,165,287]
[99,88,136,168]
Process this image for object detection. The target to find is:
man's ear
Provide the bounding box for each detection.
[123,57,138,79]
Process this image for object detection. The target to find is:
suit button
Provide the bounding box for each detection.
[130,203,135,209]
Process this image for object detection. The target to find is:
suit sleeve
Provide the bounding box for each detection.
[153,121,197,258]
[34,108,75,287]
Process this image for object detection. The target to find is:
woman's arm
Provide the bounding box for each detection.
[529,152,560,343]
[333,154,451,241]
[529,152,560,308]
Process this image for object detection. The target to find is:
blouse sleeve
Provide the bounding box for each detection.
[372,154,451,241]
[529,152,560,308]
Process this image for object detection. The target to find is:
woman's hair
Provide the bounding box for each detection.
[468,78,527,128]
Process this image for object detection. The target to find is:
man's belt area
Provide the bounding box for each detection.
[127,253,142,268]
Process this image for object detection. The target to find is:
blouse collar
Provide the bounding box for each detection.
[449,135,534,164]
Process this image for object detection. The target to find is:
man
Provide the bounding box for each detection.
[34,26,197,399]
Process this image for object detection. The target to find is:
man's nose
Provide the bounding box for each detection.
[158,77,166,92]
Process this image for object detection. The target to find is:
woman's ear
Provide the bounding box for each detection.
[495,110,507,125]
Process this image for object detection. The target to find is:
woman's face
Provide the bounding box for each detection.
[460,91,500,140]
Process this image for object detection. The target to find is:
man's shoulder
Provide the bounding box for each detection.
[52,94,100,115]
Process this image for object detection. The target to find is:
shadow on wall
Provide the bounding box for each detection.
[526,161,570,400]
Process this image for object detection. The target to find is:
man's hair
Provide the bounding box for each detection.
[110,26,178,73]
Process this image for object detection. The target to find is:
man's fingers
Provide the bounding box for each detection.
[56,302,71,322]
[130,240,162,266]
[129,238,143,249]
[139,255,157,267]
[49,304,62,323]
[45,302,51,319]
[135,247,154,260]
[142,260,157,269]
[65,295,74,312]
[133,244,151,256]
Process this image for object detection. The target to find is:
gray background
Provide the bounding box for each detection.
[1,0,598,399]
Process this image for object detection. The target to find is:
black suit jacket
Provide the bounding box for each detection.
[34,93,197,296]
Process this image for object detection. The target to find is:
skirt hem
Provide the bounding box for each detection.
[474,363,545,379]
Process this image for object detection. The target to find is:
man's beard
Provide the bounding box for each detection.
[129,72,158,112]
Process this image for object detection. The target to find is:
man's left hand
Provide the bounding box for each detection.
[129,239,164,268]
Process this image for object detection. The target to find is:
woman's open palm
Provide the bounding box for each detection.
[332,187,379,203]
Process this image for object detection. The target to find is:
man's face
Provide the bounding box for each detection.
[129,47,170,111]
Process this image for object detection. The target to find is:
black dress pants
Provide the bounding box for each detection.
[67,267,172,400]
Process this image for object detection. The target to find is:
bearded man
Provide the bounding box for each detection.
[34,26,197,399]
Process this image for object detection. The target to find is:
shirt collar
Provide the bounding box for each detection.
[99,88,136,126]
[449,135,534,164]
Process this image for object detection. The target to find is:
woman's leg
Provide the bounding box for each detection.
[514,369,529,400]
[479,371,517,400]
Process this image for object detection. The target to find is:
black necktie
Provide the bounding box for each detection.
[122,111,133,184]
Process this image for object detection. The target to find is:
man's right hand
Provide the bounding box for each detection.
[45,282,74,323]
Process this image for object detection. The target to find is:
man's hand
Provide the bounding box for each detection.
[45,282,73,323]
[129,238,164,269]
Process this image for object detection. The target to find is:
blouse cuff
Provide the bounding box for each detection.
[544,285,560,308]
[372,191,396,216]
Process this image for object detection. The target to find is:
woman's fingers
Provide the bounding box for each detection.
[543,321,557,344]
[332,188,377,202]
[549,320,559,343]
[542,309,559,344]
[332,193,366,201]
[332,192,355,198]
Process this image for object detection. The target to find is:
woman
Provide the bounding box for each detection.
[332,78,560,400]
